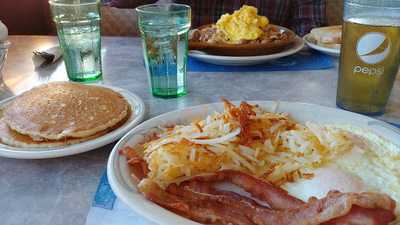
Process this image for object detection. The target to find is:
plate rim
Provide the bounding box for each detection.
[0,84,146,159]
[303,33,340,56]
[188,36,305,65]
[107,100,400,225]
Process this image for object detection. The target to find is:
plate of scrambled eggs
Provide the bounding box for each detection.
[107,100,400,225]
[189,37,304,66]
[188,5,304,65]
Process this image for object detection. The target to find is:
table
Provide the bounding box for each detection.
[1,36,399,225]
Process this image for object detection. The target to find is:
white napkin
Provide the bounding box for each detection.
[32,46,62,68]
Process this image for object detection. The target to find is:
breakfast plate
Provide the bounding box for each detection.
[0,84,146,159]
[303,33,340,57]
[107,101,400,225]
[189,24,297,56]
[189,36,304,66]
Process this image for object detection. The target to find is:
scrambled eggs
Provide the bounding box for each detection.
[216,5,269,43]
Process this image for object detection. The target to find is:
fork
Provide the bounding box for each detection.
[33,50,55,66]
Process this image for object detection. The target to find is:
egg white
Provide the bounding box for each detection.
[283,125,400,222]
[283,164,366,201]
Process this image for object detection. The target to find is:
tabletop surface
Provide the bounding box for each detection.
[1,35,399,225]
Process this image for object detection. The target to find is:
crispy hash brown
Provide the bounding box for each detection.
[121,100,353,189]
[120,100,397,224]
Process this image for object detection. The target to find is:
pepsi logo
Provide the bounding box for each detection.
[356,32,391,64]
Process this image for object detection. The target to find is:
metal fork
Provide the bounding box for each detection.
[33,50,55,66]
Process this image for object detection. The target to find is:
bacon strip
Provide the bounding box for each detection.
[122,142,396,225]
[189,169,304,210]
[322,206,396,225]
[120,146,149,182]
[138,170,396,225]
[177,173,396,225]
[139,179,257,225]
[176,178,396,225]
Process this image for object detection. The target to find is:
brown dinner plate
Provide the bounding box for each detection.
[189,24,297,56]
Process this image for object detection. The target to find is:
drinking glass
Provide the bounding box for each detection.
[49,0,102,82]
[337,0,400,115]
[136,4,191,98]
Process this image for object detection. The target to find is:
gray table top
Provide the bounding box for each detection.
[1,35,399,225]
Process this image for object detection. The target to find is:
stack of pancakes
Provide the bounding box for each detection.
[0,82,130,148]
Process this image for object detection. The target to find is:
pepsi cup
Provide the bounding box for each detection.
[336,0,400,115]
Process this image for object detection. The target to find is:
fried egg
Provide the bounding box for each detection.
[283,125,400,222]
[284,165,367,201]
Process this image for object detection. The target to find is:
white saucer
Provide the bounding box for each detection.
[189,36,305,66]
[303,33,340,57]
[0,84,146,159]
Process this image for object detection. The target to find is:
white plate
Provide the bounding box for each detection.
[303,33,340,57]
[107,101,400,225]
[189,36,305,66]
[0,84,146,159]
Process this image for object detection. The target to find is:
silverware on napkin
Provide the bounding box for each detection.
[32,46,62,68]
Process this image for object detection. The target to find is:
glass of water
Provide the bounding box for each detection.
[136,4,191,98]
[49,0,102,82]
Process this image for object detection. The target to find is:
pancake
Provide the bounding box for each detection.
[0,118,105,147]
[3,82,130,140]
[0,105,131,148]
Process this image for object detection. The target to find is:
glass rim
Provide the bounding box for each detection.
[136,3,190,15]
[345,1,400,9]
[49,0,100,7]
